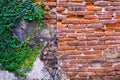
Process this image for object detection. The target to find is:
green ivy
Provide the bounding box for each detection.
[0,0,47,75]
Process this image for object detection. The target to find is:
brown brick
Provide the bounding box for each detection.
[84,15,97,19]
[87,37,98,41]
[71,77,86,80]
[62,19,80,24]
[65,51,81,55]
[96,11,113,15]
[105,76,116,80]
[69,11,94,15]
[58,46,76,51]
[76,28,94,33]
[114,64,120,70]
[86,6,102,11]
[56,7,65,12]
[112,2,120,6]
[57,51,65,55]
[67,41,86,46]
[77,55,96,59]
[84,50,102,55]
[59,29,75,33]
[45,2,56,6]
[79,19,90,24]
[98,15,112,19]
[59,37,77,42]
[58,22,67,28]
[102,62,112,67]
[44,20,56,24]
[77,46,90,50]
[87,24,103,28]
[71,0,83,2]
[94,1,112,6]
[93,45,107,50]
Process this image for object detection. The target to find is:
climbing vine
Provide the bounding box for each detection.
[0,0,46,75]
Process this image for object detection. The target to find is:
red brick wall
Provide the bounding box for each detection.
[44,0,120,80]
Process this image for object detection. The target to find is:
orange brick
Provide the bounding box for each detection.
[65,51,82,55]
[57,51,65,55]
[87,6,102,11]
[84,50,102,55]
[62,19,80,24]
[58,22,67,28]
[59,37,77,42]
[71,0,83,2]
[56,7,65,12]
[44,20,56,24]
[58,46,76,51]
[84,15,97,19]
[77,28,94,33]
[93,45,107,50]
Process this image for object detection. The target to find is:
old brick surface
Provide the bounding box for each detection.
[44,0,120,79]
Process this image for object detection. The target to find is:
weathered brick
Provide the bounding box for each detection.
[58,46,76,51]
[84,50,102,55]
[44,20,56,24]
[65,51,82,55]
[84,15,97,19]
[59,29,75,33]
[56,7,65,12]
[59,37,77,42]
[104,76,116,80]
[87,24,103,28]
[71,77,86,80]
[71,0,83,2]
[93,45,107,50]
[98,15,112,19]
[62,19,80,24]
[76,28,94,33]
[94,1,112,6]
[77,55,96,59]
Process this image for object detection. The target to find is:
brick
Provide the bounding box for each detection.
[96,11,113,15]
[84,0,95,2]
[79,19,90,24]
[61,55,76,59]
[93,45,107,50]
[100,20,115,24]
[44,20,56,24]
[44,15,56,19]
[58,46,76,51]
[67,33,84,37]
[84,15,97,19]
[102,62,112,67]
[98,15,112,19]
[94,1,112,6]
[62,19,80,24]
[59,42,67,46]
[68,11,94,15]
[57,51,65,55]
[106,23,120,28]
[59,29,75,33]
[86,32,104,37]
[58,3,85,7]
[59,33,66,37]
[87,41,97,46]
[115,11,120,15]
[71,0,83,2]
[56,7,65,12]
[77,55,96,59]
[67,41,86,46]
[84,50,102,55]
[87,37,98,41]
[86,6,102,11]
[44,5,50,10]
[89,19,100,23]
[65,51,82,55]
[88,59,103,64]
[105,40,120,45]
[68,59,87,64]
[87,24,103,28]
[116,75,120,80]
[58,22,67,28]
[76,28,94,33]
[99,36,117,41]
[79,72,89,77]
[88,67,105,72]
[114,64,120,70]
[59,37,77,42]
[71,77,86,80]
[77,46,90,50]
[112,2,120,6]
[105,76,116,80]
[45,2,56,6]
[78,37,87,41]
[117,71,120,75]
[57,14,67,20]
[66,72,77,77]
[68,24,87,29]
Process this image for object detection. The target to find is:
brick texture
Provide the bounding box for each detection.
[44,0,120,79]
